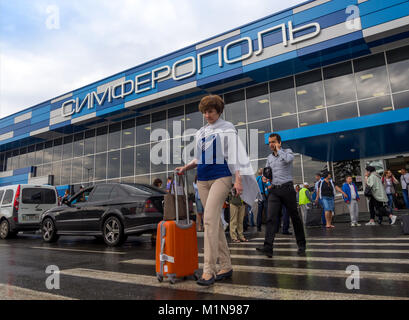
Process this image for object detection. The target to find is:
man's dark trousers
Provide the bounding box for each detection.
[257,197,267,230]
[264,182,306,250]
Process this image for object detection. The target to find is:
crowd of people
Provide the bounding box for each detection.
[57,93,408,287]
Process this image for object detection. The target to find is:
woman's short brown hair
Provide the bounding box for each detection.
[198,95,224,114]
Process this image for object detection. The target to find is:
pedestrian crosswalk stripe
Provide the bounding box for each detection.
[234,241,409,247]
[0,283,75,300]
[59,268,409,300]
[253,237,409,241]
[30,246,126,255]
[227,247,409,254]
[198,253,409,265]
[121,258,409,282]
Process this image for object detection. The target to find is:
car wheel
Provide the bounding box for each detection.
[103,216,125,247]
[0,220,12,240]
[42,218,59,243]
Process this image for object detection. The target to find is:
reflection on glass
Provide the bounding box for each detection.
[302,156,328,184]
[295,69,325,112]
[247,120,271,160]
[71,157,82,183]
[151,111,167,142]
[151,141,168,173]
[135,144,150,175]
[121,119,135,148]
[52,139,62,162]
[327,102,358,122]
[96,126,108,153]
[358,95,392,116]
[62,136,73,160]
[272,115,298,132]
[11,150,19,170]
[293,155,303,185]
[61,160,71,185]
[108,123,121,151]
[83,155,94,183]
[35,143,44,166]
[168,139,184,171]
[84,129,95,155]
[246,84,270,123]
[52,161,61,185]
[19,148,27,169]
[43,141,53,164]
[95,153,107,181]
[73,132,84,158]
[108,150,120,179]
[323,61,355,106]
[393,91,409,110]
[354,53,389,99]
[386,45,409,92]
[298,109,326,127]
[121,147,134,177]
[185,102,203,133]
[270,76,296,117]
[167,106,184,138]
[135,175,150,185]
[224,90,246,126]
[136,115,151,145]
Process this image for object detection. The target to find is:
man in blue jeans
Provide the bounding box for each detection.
[400,168,409,209]
[256,169,269,232]
[314,173,326,226]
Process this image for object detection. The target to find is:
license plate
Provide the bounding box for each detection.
[21,215,40,222]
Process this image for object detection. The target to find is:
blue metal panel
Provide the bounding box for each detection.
[30,112,50,124]
[197,67,243,87]
[29,119,50,132]
[241,9,293,33]
[297,30,363,57]
[293,0,358,25]
[95,103,125,118]
[50,121,71,131]
[358,0,408,16]
[367,30,409,48]
[13,167,31,175]
[265,107,409,144]
[361,1,409,29]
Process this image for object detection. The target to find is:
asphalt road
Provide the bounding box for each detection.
[1,222,409,300]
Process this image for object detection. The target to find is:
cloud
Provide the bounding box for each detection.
[0,0,305,118]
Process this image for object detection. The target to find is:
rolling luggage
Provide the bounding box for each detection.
[156,172,200,284]
[306,204,322,227]
[401,215,409,235]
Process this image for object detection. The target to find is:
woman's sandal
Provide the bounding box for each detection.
[239,238,249,242]
[232,239,241,243]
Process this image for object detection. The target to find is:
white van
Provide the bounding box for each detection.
[0,184,58,239]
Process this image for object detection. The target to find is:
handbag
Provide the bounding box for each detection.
[163,175,187,221]
[263,166,272,181]
[364,185,373,198]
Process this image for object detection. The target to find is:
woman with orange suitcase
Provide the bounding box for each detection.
[176,95,259,286]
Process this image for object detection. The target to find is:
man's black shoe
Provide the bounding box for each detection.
[256,246,273,258]
[282,231,292,235]
[257,227,261,232]
[297,247,306,255]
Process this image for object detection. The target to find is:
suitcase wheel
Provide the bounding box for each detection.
[193,271,200,281]
[157,274,163,282]
[169,277,176,285]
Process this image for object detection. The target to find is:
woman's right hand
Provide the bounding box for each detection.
[175,166,186,175]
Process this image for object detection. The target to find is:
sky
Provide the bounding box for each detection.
[0,0,306,119]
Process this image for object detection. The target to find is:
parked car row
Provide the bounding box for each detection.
[0,183,165,246]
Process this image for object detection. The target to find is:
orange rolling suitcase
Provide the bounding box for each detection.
[156,172,200,284]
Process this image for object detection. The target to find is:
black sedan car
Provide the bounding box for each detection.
[40,183,165,246]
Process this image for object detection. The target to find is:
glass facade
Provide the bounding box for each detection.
[1,46,409,193]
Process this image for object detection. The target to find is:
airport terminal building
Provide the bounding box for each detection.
[1,0,409,204]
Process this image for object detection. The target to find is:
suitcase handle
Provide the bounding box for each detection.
[173,171,190,224]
